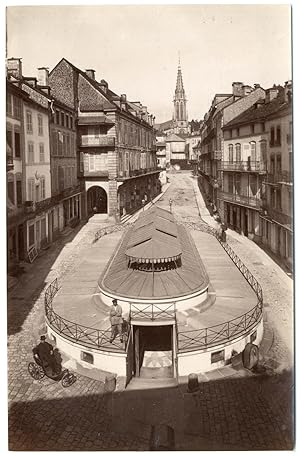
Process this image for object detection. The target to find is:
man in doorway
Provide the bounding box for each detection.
[109,299,123,343]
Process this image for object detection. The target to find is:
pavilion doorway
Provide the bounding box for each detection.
[132,324,174,379]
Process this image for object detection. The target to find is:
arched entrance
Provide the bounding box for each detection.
[87,186,107,215]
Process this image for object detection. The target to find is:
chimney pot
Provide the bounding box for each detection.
[85,69,95,80]
[37,67,49,86]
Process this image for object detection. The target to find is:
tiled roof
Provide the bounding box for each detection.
[223,97,289,129]
[165,133,186,142]
[155,119,174,131]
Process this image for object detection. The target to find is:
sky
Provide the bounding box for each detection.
[6,4,292,124]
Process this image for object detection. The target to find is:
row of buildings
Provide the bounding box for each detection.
[7,58,160,269]
[197,81,293,271]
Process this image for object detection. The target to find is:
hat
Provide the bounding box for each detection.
[112,299,117,304]
[40,335,46,341]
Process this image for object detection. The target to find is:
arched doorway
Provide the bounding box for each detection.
[87,186,107,215]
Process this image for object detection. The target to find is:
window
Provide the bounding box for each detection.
[211,350,225,364]
[276,189,282,210]
[58,166,64,191]
[235,143,241,162]
[8,180,14,204]
[28,142,34,163]
[61,112,65,127]
[89,154,95,172]
[14,96,21,119]
[250,142,256,162]
[40,177,46,200]
[27,178,34,201]
[7,129,13,149]
[55,110,60,125]
[276,126,281,146]
[39,143,45,162]
[66,114,69,128]
[270,126,275,146]
[35,184,40,202]
[235,174,241,195]
[261,122,265,132]
[251,124,255,134]
[6,93,13,116]
[14,131,21,158]
[38,114,43,135]
[250,331,257,343]
[228,174,234,194]
[16,180,22,205]
[228,144,233,162]
[276,154,282,174]
[270,155,275,175]
[26,110,33,134]
[28,224,35,247]
[70,116,73,130]
[81,352,93,364]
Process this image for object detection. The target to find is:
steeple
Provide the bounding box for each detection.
[173,54,188,133]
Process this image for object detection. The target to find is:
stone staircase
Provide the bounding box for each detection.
[126,376,177,390]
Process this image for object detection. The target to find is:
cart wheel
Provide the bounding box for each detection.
[61,372,77,388]
[28,362,45,380]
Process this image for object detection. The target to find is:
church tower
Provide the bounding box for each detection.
[173,56,189,135]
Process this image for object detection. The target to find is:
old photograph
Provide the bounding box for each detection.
[6,4,294,451]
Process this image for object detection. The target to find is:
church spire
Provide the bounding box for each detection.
[173,54,188,131]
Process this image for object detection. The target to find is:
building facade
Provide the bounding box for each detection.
[199,82,266,214]
[48,59,160,220]
[6,80,28,265]
[260,82,293,270]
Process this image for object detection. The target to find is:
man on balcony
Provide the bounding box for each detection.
[109,299,123,343]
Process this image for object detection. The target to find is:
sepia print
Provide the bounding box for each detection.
[6,4,294,451]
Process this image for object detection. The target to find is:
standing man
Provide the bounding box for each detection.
[109,299,123,343]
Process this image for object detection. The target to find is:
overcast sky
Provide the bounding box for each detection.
[6,5,291,123]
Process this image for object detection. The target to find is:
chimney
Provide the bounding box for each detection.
[6,57,22,79]
[284,80,292,103]
[85,69,95,80]
[99,79,108,93]
[120,94,127,103]
[232,82,244,97]
[242,85,253,96]
[37,67,49,86]
[265,86,279,103]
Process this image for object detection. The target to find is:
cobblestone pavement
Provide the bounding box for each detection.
[7,172,294,450]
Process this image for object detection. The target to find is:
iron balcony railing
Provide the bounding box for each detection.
[262,204,292,227]
[44,278,127,353]
[80,135,115,147]
[130,302,176,321]
[218,190,262,209]
[219,161,266,173]
[264,171,292,185]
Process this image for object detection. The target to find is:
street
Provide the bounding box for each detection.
[7,171,294,450]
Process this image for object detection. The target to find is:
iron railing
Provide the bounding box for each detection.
[130,302,176,321]
[176,220,263,352]
[44,278,127,353]
[93,223,130,243]
[219,161,266,173]
[218,190,262,209]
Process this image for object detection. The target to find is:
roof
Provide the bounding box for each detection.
[125,206,181,261]
[155,119,174,131]
[99,206,209,299]
[165,133,186,142]
[78,115,114,125]
[223,96,290,129]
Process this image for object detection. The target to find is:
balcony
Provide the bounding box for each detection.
[219,161,266,173]
[80,135,115,147]
[219,190,262,209]
[264,171,293,186]
[262,204,292,227]
[117,167,160,180]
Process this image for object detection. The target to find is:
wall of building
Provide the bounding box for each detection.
[177,318,263,375]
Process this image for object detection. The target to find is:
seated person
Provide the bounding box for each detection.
[33,335,59,376]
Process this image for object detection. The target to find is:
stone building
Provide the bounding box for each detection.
[6,79,28,265]
[48,58,160,220]
[199,82,266,213]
